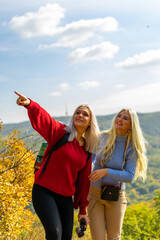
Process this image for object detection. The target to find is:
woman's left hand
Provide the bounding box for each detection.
[78,214,90,227]
[89,169,108,182]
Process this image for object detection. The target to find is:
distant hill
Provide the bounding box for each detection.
[1,111,160,152]
[1,111,160,139]
[0,116,71,138]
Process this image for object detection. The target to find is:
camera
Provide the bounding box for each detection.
[75,218,86,238]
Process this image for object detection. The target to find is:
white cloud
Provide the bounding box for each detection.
[38,16,118,49]
[115,84,125,89]
[58,82,70,90]
[39,32,94,49]
[115,49,160,68]
[9,6,119,41]
[50,91,62,96]
[61,17,118,33]
[78,81,100,90]
[9,4,65,38]
[92,82,160,114]
[68,41,119,63]
[9,4,119,51]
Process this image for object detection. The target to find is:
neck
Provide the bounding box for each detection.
[76,130,85,146]
[76,126,86,139]
[77,131,84,140]
[116,129,127,136]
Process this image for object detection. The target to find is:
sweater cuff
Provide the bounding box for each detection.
[107,168,112,176]
[79,206,86,215]
[24,98,32,108]
[73,203,86,215]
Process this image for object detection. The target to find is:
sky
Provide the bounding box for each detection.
[0,0,160,123]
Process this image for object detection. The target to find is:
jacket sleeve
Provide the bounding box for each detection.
[25,99,64,144]
[73,154,92,215]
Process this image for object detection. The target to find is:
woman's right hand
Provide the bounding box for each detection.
[14,91,30,106]
[89,169,108,182]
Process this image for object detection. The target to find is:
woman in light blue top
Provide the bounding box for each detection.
[87,109,148,240]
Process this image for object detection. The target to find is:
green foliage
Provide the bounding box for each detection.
[122,191,160,240]
[153,190,160,227]
[125,146,160,205]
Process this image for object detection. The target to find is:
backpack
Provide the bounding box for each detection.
[34,132,91,174]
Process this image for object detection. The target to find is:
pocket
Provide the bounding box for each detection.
[89,185,101,198]
[87,195,97,216]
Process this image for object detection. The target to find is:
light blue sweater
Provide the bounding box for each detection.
[91,134,137,190]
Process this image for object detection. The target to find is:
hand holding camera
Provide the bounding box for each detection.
[75,218,86,238]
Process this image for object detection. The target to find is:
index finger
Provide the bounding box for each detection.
[14,91,27,100]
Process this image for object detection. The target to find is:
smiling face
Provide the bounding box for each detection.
[115,110,132,135]
[73,106,91,132]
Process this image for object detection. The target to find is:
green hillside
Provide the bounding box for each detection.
[1,111,160,204]
[0,116,71,138]
[1,111,160,138]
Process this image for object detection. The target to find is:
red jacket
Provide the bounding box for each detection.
[26,100,92,214]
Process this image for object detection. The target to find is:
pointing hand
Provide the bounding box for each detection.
[14,91,30,106]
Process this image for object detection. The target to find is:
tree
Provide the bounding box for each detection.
[0,121,36,239]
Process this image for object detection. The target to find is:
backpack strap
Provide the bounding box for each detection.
[86,152,92,161]
[41,132,70,174]
[75,151,92,186]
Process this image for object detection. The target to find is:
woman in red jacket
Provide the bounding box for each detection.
[15,91,100,240]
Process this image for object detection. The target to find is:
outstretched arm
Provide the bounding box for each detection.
[14,91,64,144]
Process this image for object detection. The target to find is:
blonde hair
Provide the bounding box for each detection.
[66,104,100,153]
[100,109,148,181]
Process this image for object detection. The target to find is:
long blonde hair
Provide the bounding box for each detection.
[100,109,148,181]
[66,104,100,153]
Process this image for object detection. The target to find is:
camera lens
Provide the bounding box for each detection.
[75,218,86,238]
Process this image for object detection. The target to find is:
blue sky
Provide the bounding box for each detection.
[1,0,160,123]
